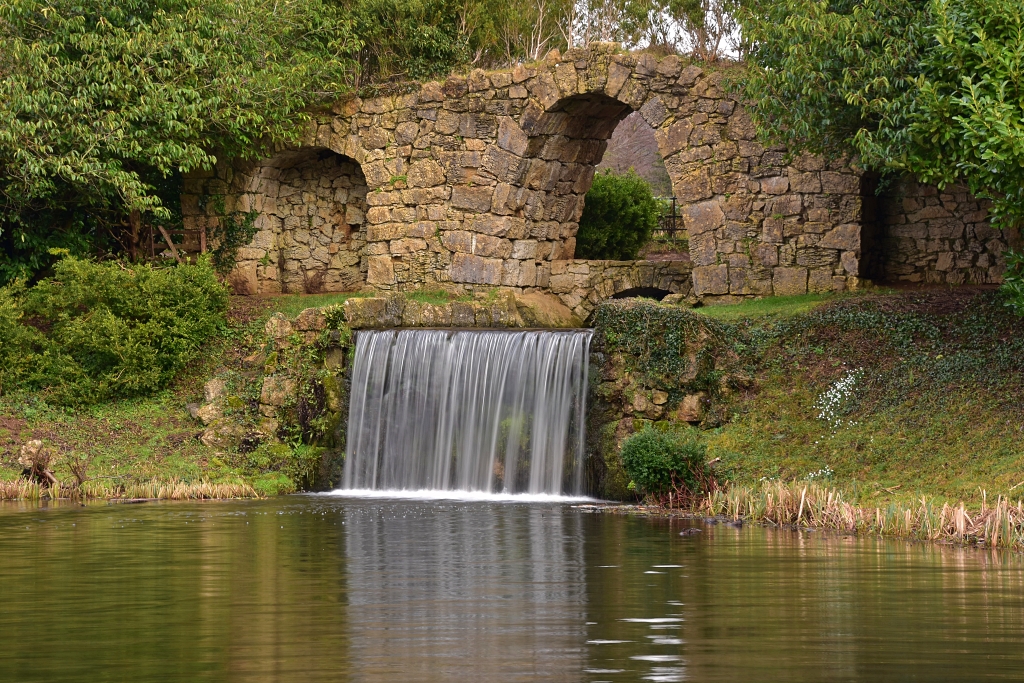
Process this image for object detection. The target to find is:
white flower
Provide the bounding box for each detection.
[814,368,863,431]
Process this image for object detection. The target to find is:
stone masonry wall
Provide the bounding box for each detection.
[182,44,867,302]
[877,177,1022,285]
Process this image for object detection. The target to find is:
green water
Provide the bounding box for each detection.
[1,496,1022,682]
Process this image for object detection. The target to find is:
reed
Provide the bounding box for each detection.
[696,481,1024,549]
[0,478,260,501]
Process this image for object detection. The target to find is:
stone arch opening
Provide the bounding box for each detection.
[268,148,368,293]
[513,93,636,261]
[611,286,672,300]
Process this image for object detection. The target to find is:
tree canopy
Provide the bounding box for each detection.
[0,0,358,281]
[740,0,1024,228]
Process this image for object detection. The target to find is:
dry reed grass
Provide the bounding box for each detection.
[697,481,1024,549]
[0,478,260,501]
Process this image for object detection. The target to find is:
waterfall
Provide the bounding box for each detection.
[342,329,592,495]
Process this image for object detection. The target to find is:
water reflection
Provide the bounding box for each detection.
[341,501,587,680]
[1,499,1024,682]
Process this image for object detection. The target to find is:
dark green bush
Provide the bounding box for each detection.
[620,426,710,498]
[1003,250,1024,316]
[2,256,228,404]
[575,169,661,260]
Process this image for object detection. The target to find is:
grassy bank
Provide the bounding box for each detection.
[0,292,361,499]
[604,287,1023,547]
[695,288,1024,506]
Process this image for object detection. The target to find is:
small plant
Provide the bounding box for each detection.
[1002,250,1024,316]
[620,426,714,503]
[814,368,863,430]
[806,465,834,481]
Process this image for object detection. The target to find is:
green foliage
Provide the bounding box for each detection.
[1003,250,1024,315]
[741,0,1024,226]
[211,210,260,276]
[0,283,46,396]
[0,0,358,281]
[576,169,661,260]
[621,426,709,496]
[351,0,470,83]
[594,299,729,390]
[2,256,228,404]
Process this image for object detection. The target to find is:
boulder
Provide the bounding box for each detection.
[293,307,327,332]
[673,393,706,423]
[203,378,227,404]
[515,291,581,327]
[264,313,292,340]
[200,419,246,450]
[195,403,223,426]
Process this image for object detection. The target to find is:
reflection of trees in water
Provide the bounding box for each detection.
[343,501,588,681]
[583,516,1024,682]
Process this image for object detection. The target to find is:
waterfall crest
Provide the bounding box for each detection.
[342,329,592,495]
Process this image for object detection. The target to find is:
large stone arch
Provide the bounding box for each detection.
[183,45,870,301]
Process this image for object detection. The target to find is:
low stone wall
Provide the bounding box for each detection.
[548,258,692,320]
[876,177,1023,285]
[342,291,525,329]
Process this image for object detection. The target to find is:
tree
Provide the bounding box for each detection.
[740,0,1024,228]
[0,0,358,283]
[576,169,661,260]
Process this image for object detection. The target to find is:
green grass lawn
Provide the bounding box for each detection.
[695,293,836,320]
[260,291,370,318]
[699,288,1024,507]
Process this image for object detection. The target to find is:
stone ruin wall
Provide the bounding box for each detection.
[876,177,1022,286]
[181,44,1013,311]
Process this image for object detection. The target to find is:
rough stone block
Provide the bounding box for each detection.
[682,199,725,236]
[452,185,495,212]
[293,308,327,332]
[820,172,860,194]
[407,159,446,187]
[441,230,474,253]
[450,253,503,284]
[367,255,396,284]
[693,264,729,296]
[760,176,789,194]
[772,267,808,295]
[496,117,529,156]
[808,268,834,293]
[818,223,860,251]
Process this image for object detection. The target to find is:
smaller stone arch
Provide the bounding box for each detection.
[611,287,672,300]
[269,148,368,293]
[196,147,369,294]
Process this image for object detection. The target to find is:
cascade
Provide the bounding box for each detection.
[342,329,592,495]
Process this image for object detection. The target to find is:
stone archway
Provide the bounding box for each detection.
[210,148,368,294]
[186,45,871,300]
[271,149,368,293]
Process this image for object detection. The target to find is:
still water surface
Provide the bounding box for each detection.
[1,495,1023,682]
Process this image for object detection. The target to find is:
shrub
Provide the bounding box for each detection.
[1003,250,1024,316]
[575,169,661,260]
[0,283,46,395]
[620,426,712,499]
[3,256,228,404]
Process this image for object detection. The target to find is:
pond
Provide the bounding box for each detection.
[1,495,1023,682]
